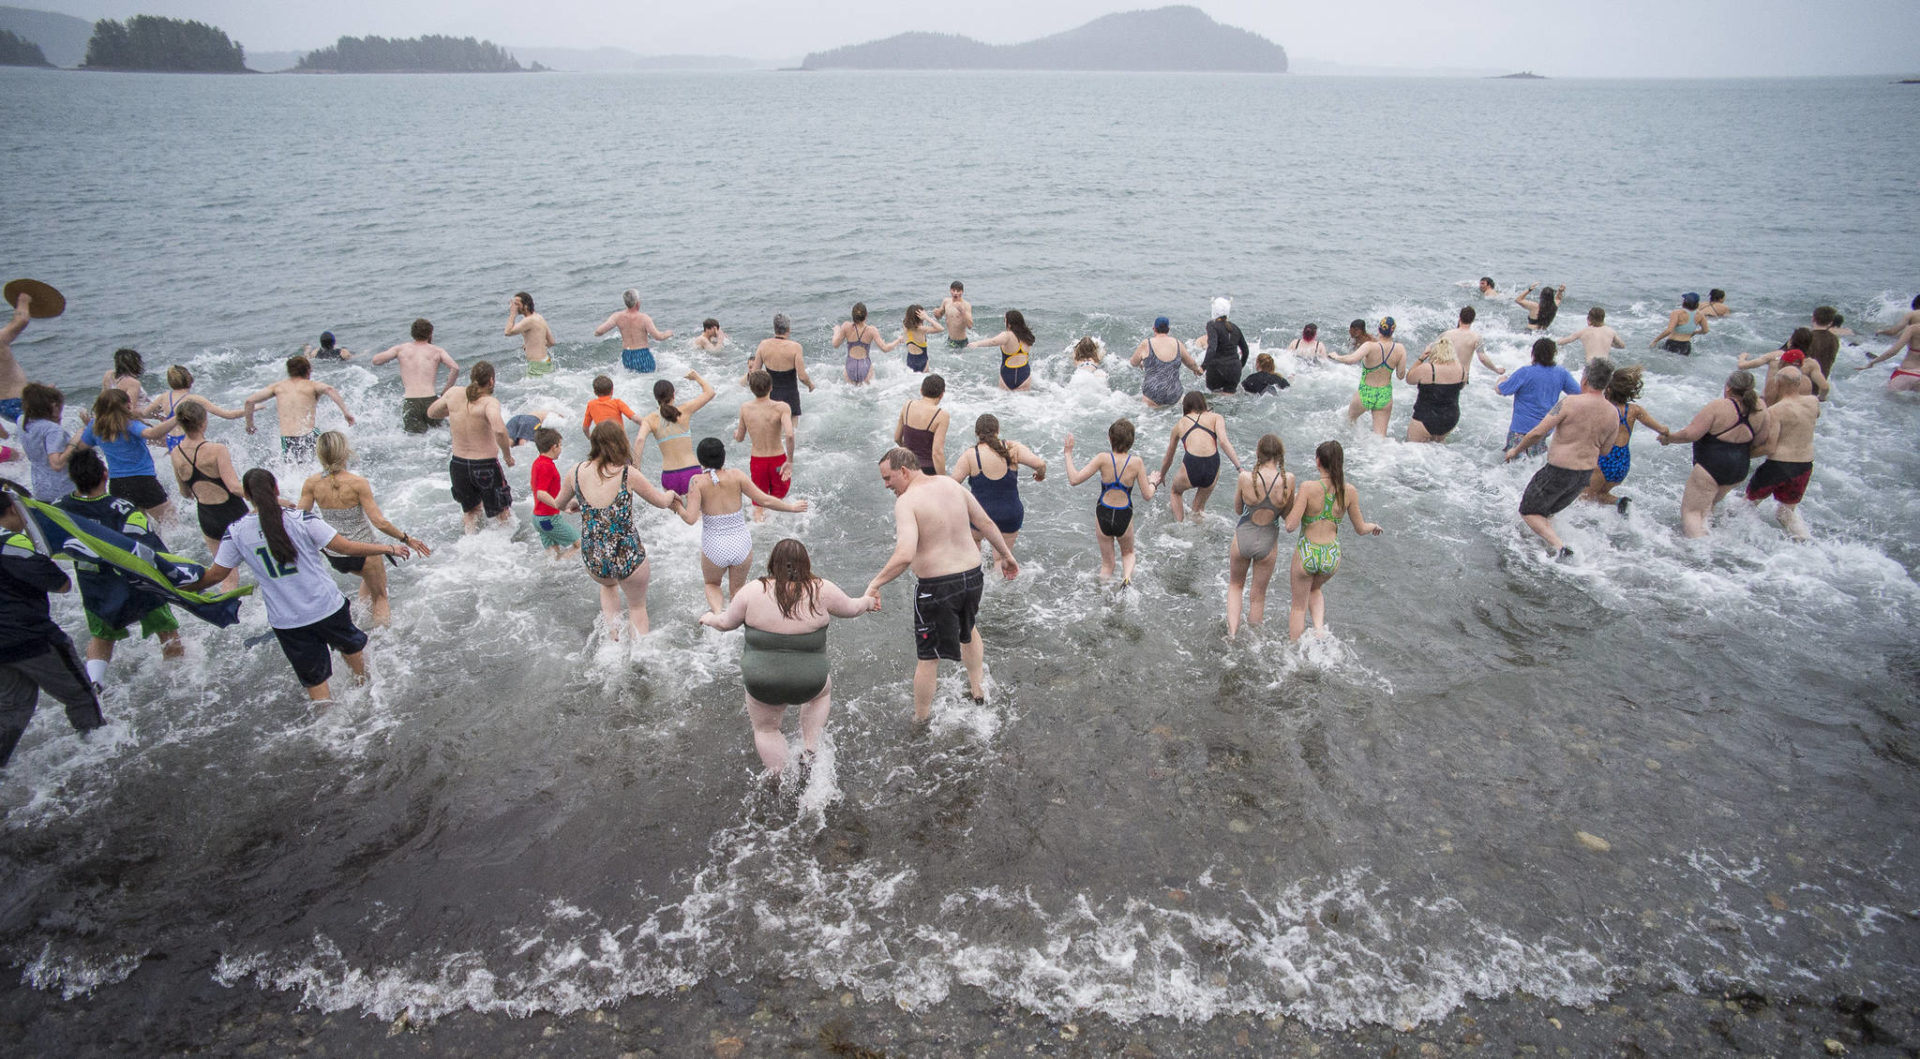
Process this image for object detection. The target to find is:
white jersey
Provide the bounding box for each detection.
[216,511,348,629]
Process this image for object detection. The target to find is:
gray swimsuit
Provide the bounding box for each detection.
[1233,470,1287,562]
[1141,339,1184,405]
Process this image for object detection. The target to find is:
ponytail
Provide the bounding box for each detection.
[653,379,681,423]
[1316,440,1347,519]
[974,414,1013,469]
[243,468,297,565]
[466,360,495,402]
[760,538,821,620]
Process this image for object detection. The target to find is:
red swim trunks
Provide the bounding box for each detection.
[750,453,790,505]
[1745,459,1812,505]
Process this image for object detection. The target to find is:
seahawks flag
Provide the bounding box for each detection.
[21,496,252,628]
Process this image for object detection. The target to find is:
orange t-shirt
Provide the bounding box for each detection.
[583,396,636,433]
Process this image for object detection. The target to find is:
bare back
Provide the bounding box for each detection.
[444,390,506,459]
[738,397,791,457]
[754,338,802,372]
[1766,394,1820,463]
[899,474,986,578]
[692,468,749,516]
[1545,392,1620,471]
[385,342,457,398]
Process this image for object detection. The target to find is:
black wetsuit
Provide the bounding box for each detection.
[1202,318,1249,393]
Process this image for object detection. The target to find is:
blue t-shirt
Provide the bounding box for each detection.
[1497,364,1580,434]
[21,418,75,500]
[79,420,158,479]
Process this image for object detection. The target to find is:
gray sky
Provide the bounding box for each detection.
[30,0,1920,75]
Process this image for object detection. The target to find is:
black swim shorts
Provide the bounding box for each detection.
[1519,463,1591,518]
[272,600,367,688]
[913,566,984,662]
[449,455,513,517]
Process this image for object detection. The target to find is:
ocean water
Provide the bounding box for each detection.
[1,67,1918,1052]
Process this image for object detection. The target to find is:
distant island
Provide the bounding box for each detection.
[83,15,245,72]
[802,5,1286,72]
[0,26,48,66]
[1493,70,1546,79]
[0,6,91,67]
[294,34,531,73]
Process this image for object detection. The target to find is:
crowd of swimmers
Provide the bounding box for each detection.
[1,280,1917,778]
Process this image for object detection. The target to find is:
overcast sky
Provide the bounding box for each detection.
[27,0,1920,76]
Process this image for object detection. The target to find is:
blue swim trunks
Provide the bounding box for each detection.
[0,397,20,421]
[622,348,655,372]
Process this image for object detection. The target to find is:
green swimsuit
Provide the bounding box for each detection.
[1296,485,1343,575]
[1357,345,1395,410]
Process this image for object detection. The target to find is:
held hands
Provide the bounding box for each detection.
[864,588,883,612]
[1148,470,1163,486]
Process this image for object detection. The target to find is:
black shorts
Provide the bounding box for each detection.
[449,456,512,517]
[326,553,367,574]
[1519,463,1592,518]
[402,396,443,434]
[272,600,367,688]
[1662,339,1692,356]
[108,474,169,510]
[196,495,249,542]
[913,567,983,662]
[1204,363,1241,393]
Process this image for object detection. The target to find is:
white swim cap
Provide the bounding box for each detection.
[1211,297,1231,318]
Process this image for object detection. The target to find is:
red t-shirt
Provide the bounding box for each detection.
[532,454,561,515]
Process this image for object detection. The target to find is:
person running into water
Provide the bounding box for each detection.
[527,427,580,560]
[58,449,185,686]
[1584,365,1669,512]
[1132,316,1202,407]
[863,447,1018,721]
[677,437,808,613]
[428,361,515,534]
[103,347,148,407]
[1874,295,1920,341]
[1739,327,1831,405]
[168,402,249,590]
[0,485,105,767]
[0,290,38,423]
[746,314,813,430]
[1516,283,1564,331]
[1703,289,1733,318]
[1659,370,1770,538]
[298,431,430,626]
[635,370,716,496]
[244,355,355,462]
[1194,297,1250,394]
[934,281,972,346]
[1063,419,1154,583]
[1496,338,1580,457]
[18,383,75,502]
[1401,336,1466,443]
[1240,353,1289,395]
[70,388,175,520]
[184,469,408,704]
[1225,433,1294,638]
[1287,323,1329,360]
[1504,359,1619,557]
[893,305,939,373]
[1334,317,1405,437]
[735,370,797,523]
[142,366,241,452]
[692,318,728,352]
[505,292,557,376]
[829,303,880,385]
[1650,292,1709,355]
[948,413,1046,554]
[893,374,950,475]
[699,538,879,777]
[596,289,673,373]
[1861,316,1920,392]
[971,310,1035,391]
[1152,391,1240,522]
[1745,369,1820,540]
[371,318,461,434]
[1554,307,1626,366]
[305,331,353,360]
[1434,306,1502,379]
[1477,277,1500,298]
[1284,440,1382,640]
[1071,336,1106,375]
[582,375,645,438]
[549,421,684,641]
